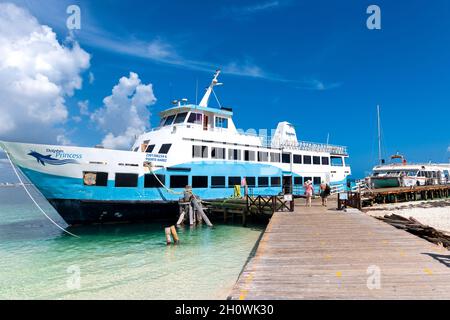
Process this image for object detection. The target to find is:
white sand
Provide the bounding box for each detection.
[365,199,450,233]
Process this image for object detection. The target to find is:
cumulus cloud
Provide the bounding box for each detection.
[91,72,156,150]
[0,3,90,142]
[78,100,90,116]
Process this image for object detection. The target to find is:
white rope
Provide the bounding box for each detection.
[5,152,80,238]
[148,164,184,195]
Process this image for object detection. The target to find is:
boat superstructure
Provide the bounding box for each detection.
[0,70,351,225]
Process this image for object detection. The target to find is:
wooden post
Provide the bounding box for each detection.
[170,225,179,243]
[165,227,172,245]
[242,209,247,227]
[189,204,194,226]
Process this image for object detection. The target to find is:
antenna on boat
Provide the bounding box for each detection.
[377,105,382,165]
[199,69,222,107]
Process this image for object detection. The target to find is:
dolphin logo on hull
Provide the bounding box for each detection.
[28,151,79,166]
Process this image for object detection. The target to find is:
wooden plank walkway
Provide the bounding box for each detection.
[229,199,450,299]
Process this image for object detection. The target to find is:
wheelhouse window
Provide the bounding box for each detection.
[211,147,226,159]
[303,155,312,165]
[321,157,330,165]
[115,173,138,187]
[170,175,188,188]
[293,154,302,164]
[192,176,208,188]
[187,112,202,124]
[244,150,255,161]
[215,117,228,128]
[193,145,208,158]
[173,112,188,124]
[228,149,241,161]
[145,144,155,153]
[258,177,269,187]
[271,177,281,187]
[83,172,108,187]
[331,156,343,166]
[159,144,172,154]
[313,156,321,165]
[282,153,291,164]
[144,174,165,188]
[211,176,226,188]
[294,177,303,185]
[258,151,269,162]
[163,115,176,126]
[228,176,241,187]
[270,153,281,163]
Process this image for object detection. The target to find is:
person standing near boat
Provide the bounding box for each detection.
[304,180,314,207]
[320,181,331,206]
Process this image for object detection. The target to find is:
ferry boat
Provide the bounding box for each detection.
[368,154,450,189]
[0,70,351,225]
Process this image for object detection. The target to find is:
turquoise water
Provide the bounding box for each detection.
[0,187,263,299]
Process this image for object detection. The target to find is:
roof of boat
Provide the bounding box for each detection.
[373,163,450,170]
[159,104,233,117]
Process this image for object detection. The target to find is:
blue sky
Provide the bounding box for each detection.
[0,0,449,178]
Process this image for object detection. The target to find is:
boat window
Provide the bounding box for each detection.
[159,117,167,127]
[330,156,343,166]
[303,155,312,165]
[313,177,322,185]
[174,112,188,124]
[187,112,202,124]
[228,176,241,187]
[258,151,269,162]
[258,177,269,187]
[211,176,226,188]
[133,147,139,152]
[170,175,189,188]
[83,172,108,187]
[293,154,302,164]
[294,177,303,185]
[270,153,281,163]
[321,157,330,165]
[192,176,208,188]
[246,177,256,187]
[215,117,228,129]
[145,144,155,153]
[282,153,291,164]
[144,174,165,188]
[211,147,226,159]
[115,173,138,188]
[244,150,255,161]
[159,144,172,154]
[313,156,321,165]
[407,171,418,177]
[271,177,281,187]
[228,149,241,161]
[163,114,176,126]
[193,145,208,158]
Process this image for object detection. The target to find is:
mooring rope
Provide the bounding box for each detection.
[5,152,80,238]
[148,164,184,195]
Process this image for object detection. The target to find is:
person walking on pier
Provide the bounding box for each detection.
[304,180,313,207]
[320,182,331,206]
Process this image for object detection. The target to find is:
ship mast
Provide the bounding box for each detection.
[199,69,222,107]
[377,105,382,165]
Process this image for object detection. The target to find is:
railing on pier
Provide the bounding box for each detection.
[246,195,295,215]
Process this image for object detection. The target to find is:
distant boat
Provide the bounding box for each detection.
[0,70,352,225]
[368,154,450,188]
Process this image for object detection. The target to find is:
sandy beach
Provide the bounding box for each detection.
[365,199,450,233]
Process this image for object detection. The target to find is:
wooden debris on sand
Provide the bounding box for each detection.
[377,214,450,249]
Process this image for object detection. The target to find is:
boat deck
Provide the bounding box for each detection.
[229,199,450,299]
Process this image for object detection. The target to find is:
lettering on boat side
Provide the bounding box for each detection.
[145,153,168,163]
[28,150,82,166]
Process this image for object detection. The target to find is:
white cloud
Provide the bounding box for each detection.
[77,100,90,115]
[0,3,90,143]
[91,72,156,150]
[56,134,72,146]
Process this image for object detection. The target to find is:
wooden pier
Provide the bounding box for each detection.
[339,184,450,210]
[229,197,450,299]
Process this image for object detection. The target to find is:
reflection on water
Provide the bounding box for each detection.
[0,188,263,299]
